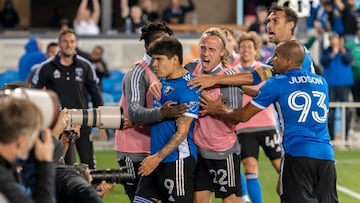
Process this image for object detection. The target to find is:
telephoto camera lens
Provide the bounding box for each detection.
[66,106,124,130]
[89,168,134,184]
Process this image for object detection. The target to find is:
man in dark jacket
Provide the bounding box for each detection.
[33,29,103,169]
[0,97,55,203]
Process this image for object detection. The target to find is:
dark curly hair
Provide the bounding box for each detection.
[140,22,173,46]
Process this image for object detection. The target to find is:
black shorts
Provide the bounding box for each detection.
[280,154,338,203]
[135,156,196,203]
[237,129,281,160]
[194,153,241,198]
[118,157,141,201]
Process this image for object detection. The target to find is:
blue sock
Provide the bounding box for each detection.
[240,171,248,196]
[246,173,263,203]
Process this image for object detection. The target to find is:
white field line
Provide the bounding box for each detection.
[337,185,360,200]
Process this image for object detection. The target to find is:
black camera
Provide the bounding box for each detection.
[89,167,134,184]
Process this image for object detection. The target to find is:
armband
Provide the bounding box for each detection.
[251,70,262,85]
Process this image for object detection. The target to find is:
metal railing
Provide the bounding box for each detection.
[329,102,360,149]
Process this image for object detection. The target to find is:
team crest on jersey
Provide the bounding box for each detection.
[53,69,61,79]
[164,85,174,96]
[75,68,83,81]
[187,101,200,113]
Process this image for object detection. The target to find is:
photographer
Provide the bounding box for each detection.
[0,97,55,203]
[55,163,115,203]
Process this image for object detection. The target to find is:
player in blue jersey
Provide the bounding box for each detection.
[133,36,201,203]
[200,40,338,203]
[186,5,316,92]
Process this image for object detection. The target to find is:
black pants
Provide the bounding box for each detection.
[76,126,95,169]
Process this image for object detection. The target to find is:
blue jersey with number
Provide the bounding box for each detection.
[151,72,200,163]
[251,69,334,161]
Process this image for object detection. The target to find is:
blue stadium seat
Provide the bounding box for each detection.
[0,70,20,88]
[102,70,124,103]
[101,92,116,106]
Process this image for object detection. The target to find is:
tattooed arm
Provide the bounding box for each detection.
[138,116,194,176]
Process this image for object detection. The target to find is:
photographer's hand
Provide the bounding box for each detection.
[99,129,107,141]
[52,108,67,139]
[96,181,116,197]
[34,129,54,162]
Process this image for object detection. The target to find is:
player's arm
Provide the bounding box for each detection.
[188,65,273,91]
[138,116,194,176]
[242,85,259,97]
[200,91,261,124]
[126,68,187,123]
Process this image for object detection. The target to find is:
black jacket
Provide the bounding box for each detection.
[34,53,103,109]
[0,156,54,203]
[55,163,102,203]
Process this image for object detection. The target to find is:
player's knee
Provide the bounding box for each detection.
[243,157,258,173]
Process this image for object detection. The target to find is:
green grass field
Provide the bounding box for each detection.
[94,149,360,203]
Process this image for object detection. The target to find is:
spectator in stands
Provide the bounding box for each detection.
[90,45,110,89]
[130,5,146,34]
[0,0,19,28]
[248,5,268,34]
[321,32,353,141]
[346,27,360,119]
[338,0,360,37]
[162,0,195,24]
[27,42,59,87]
[277,0,319,38]
[120,0,139,19]
[59,18,71,31]
[18,37,46,81]
[307,0,345,36]
[140,0,159,22]
[73,0,100,35]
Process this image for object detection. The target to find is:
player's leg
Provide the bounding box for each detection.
[76,126,95,169]
[239,170,251,203]
[260,129,282,173]
[208,154,241,203]
[117,154,144,201]
[194,154,213,203]
[157,156,196,203]
[239,132,262,203]
[281,154,338,202]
